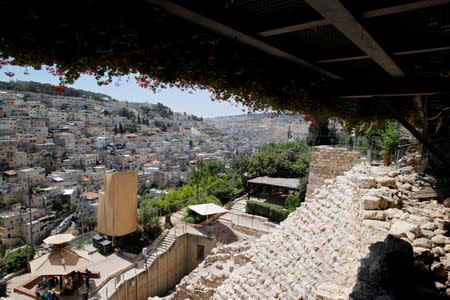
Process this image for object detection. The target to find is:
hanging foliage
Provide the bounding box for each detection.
[0,1,412,122]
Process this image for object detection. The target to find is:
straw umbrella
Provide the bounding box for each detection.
[29,234,92,292]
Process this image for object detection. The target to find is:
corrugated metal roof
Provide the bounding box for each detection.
[188,203,228,216]
[248,176,300,190]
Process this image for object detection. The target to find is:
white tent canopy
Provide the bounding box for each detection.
[187,203,228,216]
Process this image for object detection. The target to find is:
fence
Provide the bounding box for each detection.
[95,225,188,300]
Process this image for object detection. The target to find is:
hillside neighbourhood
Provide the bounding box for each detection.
[0,81,303,244]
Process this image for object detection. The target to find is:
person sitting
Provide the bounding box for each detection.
[38,285,45,298]
[49,289,58,300]
[43,288,49,299]
[34,285,40,297]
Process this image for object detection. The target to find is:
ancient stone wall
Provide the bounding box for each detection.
[306,146,360,199]
[210,163,450,299]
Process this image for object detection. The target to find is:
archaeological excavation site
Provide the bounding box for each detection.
[141,146,450,300]
[1,1,450,300]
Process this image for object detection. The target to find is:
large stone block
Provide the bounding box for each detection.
[389,221,419,237]
[362,195,381,210]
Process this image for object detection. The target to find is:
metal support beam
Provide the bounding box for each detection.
[259,0,450,37]
[330,80,450,98]
[304,0,404,77]
[146,0,341,80]
[382,100,450,170]
[361,0,450,18]
[318,45,450,64]
[259,19,329,37]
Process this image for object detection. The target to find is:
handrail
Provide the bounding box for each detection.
[94,224,186,298]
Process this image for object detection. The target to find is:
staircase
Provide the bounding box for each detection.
[229,198,247,214]
[95,227,182,299]
[144,232,177,267]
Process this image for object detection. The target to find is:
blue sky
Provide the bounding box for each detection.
[0,66,247,118]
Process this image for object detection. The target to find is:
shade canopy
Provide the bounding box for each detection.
[97,171,138,236]
[248,177,300,190]
[188,203,228,216]
[43,234,75,246]
[29,247,91,276]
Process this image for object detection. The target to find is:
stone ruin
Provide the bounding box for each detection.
[151,147,450,300]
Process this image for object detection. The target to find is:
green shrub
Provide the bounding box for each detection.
[285,194,301,210]
[3,246,35,274]
[187,195,221,206]
[183,209,207,224]
[139,203,162,241]
[246,200,290,223]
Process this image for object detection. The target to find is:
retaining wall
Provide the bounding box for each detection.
[107,233,214,300]
[306,146,360,199]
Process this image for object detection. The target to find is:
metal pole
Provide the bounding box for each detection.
[28,178,33,244]
[157,252,160,295]
[166,245,169,289]
[147,260,150,297]
[175,228,178,281]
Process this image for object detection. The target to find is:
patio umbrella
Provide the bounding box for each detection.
[30,246,92,276]
[43,234,75,246]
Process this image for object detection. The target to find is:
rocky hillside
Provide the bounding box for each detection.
[206,113,309,146]
[162,161,450,299]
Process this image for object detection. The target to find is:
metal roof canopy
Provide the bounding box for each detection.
[148,0,450,96]
[148,0,450,169]
[248,176,300,190]
[187,203,228,216]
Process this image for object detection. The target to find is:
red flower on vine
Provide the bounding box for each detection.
[4,71,15,77]
[97,80,110,86]
[85,70,96,76]
[33,66,42,71]
[50,68,65,76]
[207,55,216,62]
[304,114,317,125]
[135,75,151,88]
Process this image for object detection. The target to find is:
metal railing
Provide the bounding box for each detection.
[95,224,187,299]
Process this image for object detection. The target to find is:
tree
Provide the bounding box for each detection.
[154,120,167,132]
[3,246,35,274]
[118,123,124,134]
[378,121,400,166]
[306,120,334,146]
[189,139,193,149]
[139,203,162,240]
[246,141,310,178]
[114,124,118,135]
[120,107,134,120]
[124,123,137,133]
[137,114,141,124]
